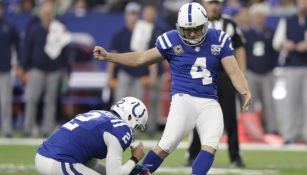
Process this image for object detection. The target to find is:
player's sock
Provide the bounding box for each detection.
[191,150,214,175]
[141,150,163,173]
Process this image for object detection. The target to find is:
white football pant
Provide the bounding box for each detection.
[35,153,101,175]
[158,93,224,153]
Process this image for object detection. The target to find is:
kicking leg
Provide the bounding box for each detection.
[142,94,197,173]
[192,99,224,175]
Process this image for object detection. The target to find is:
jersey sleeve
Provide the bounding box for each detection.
[155,32,174,60]
[104,132,136,175]
[218,30,234,59]
[109,122,133,151]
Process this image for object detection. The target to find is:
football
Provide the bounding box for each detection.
[139,171,151,175]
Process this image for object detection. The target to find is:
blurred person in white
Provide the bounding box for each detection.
[130,3,165,138]
[0,1,20,137]
[21,0,71,137]
[244,4,279,134]
[273,0,307,144]
[107,2,151,109]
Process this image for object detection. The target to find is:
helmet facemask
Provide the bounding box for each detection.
[176,23,208,46]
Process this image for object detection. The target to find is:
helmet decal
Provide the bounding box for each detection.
[201,10,207,18]
[115,99,125,107]
[132,102,146,118]
[188,3,192,23]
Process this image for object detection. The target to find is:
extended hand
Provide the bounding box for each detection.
[93,46,108,61]
[241,91,252,112]
[131,142,145,162]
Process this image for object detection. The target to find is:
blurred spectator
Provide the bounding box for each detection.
[161,0,192,29]
[55,0,73,15]
[21,1,71,137]
[269,0,297,17]
[87,0,126,13]
[272,0,307,144]
[19,0,35,14]
[222,0,241,17]
[107,2,147,105]
[244,4,279,134]
[70,0,88,17]
[2,0,20,14]
[131,3,166,138]
[234,5,251,31]
[0,1,20,137]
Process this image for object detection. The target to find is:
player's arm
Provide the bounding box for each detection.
[103,132,144,175]
[94,47,164,67]
[221,56,251,112]
[234,46,246,73]
[232,23,247,73]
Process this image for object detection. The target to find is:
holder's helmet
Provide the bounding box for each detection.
[111,97,148,131]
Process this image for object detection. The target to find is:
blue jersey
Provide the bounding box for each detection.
[38,110,133,163]
[156,29,234,100]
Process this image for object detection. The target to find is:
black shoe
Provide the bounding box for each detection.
[230,159,246,168]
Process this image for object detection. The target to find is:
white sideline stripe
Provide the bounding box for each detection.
[156,167,279,175]
[0,138,306,151]
[0,164,279,175]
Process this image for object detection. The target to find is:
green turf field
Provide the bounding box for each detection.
[0,144,306,175]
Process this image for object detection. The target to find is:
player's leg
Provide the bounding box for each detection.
[185,128,201,166]
[114,70,131,102]
[35,153,67,175]
[218,72,243,166]
[41,71,61,136]
[142,94,197,173]
[70,163,101,175]
[35,153,101,175]
[85,158,106,174]
[192,99,224,175]
[0,72,12,137]
[24,69,45,136]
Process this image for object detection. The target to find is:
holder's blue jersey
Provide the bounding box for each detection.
[38,110,133,163]
[156,29,234,100]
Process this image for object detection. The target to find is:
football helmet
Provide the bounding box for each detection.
[176,2,208,46]
[111,97,148,131]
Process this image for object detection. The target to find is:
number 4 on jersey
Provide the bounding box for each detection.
[190,57,212,85]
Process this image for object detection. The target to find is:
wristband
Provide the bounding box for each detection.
[130,156,139,164]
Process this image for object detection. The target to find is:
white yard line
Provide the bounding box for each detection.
[0,164,279,175]
[156,167,279,175]
[0,138,306,151]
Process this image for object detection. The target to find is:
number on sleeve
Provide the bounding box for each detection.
[122,132,131,144]
[190,57,212,85]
